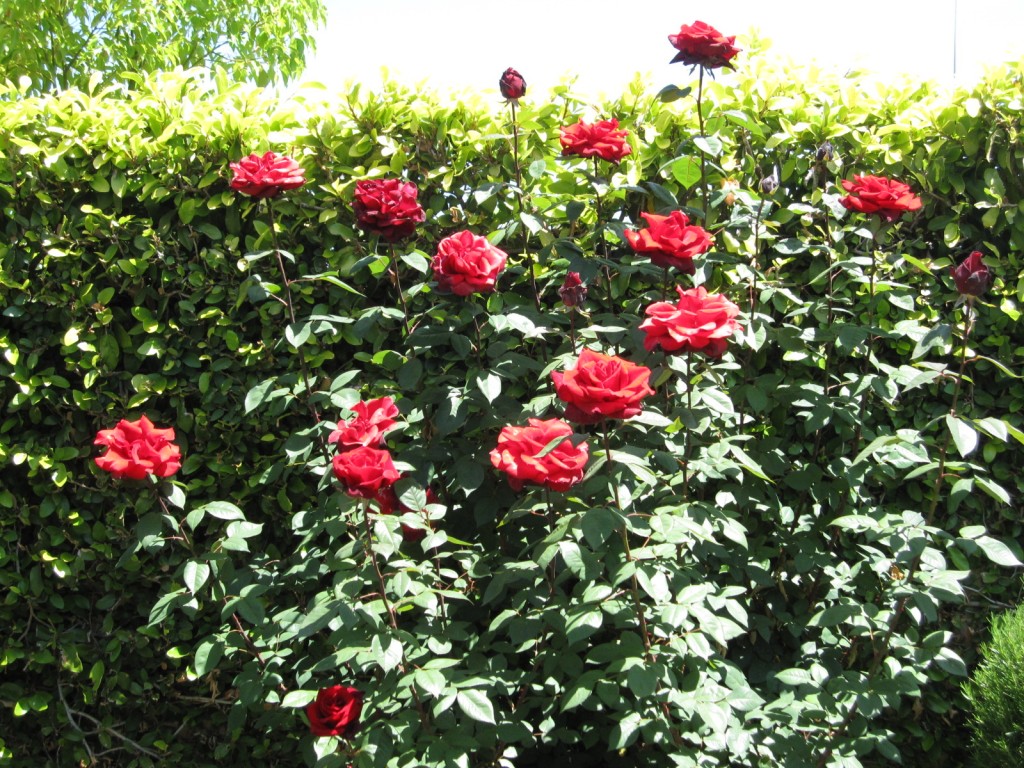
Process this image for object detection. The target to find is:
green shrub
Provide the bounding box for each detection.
[2,45,1024,767]
[964,602,1024,766]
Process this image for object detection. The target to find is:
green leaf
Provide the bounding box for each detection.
[693,135,723,157]
[183,561,210,594]
[456,689,495,724]
[946,415,978,457]
[281,690,318,708]
[201,502,246,521]
[475,372,501,404]
[977,476,1011,505]
[975,535,1022,566]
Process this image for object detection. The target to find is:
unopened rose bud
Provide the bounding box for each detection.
[816,141,834,162]
[760,167,779,195]
[499,68,526,100]
[559,272,587,308]
[951,250,993,297]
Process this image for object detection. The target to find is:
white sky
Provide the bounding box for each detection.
[299,0,1024,99]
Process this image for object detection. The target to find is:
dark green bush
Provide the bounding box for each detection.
[964,601,1024,766]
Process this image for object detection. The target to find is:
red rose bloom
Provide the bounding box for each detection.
[624,211,713,274]
[332,446,400,498]
[431,230,508,296]
[489,418,589,492]
[329,397,400,451]
[839,174,922,222]
[499,67,526,100]
[951,250,993,297]
[640,286,742,358]
[668,21,740,70]
[306,685,363,738]
[229,151,305,199]
[559,272,587,308]
[559,118,632,164]
[552,349,655,425]
[94,415,182,480]
[353,179,426,242]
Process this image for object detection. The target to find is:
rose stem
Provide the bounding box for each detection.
[681,351,694,500]
[696,66,709,225]
[544,488,557,595]
[662,266,669,301]
[593,156,616,315]
[361,498,432,729]
[569,308,578,355]
[387,243,412,337]
[265,201,327,459]
[153,484,194,554]
[510,99,541,312]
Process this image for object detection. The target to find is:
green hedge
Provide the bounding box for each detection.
[1,47,1023,766]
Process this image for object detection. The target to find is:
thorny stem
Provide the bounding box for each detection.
[265,200,323,430]
[154,486,194,554]
[750,198,766,317]
[58,676,162,760]
[388,243,412,337]
[697,66,709,224]
[593,156,615,311]
[568,309,578,354]
[544,488,557,595]
[510,99,541,311]
[231,611,267,668]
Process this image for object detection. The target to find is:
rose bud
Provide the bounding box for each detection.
[951,251,993,297]
[559,272,587,308]
[499,68,526,100]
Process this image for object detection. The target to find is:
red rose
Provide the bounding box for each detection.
[489,418,589,492]
[353,179,426,242]
[624,211,713,274]
[332,446,400,498]
[374,484,438,543]
[839,174,922,222]
[499,67,526,100]
[431,230,508,296]
[329,397,400,450]
[94,415,182,480]
[668,21,740,70]
[559,271,587,308]
[951,250,993,297]
[559,118,632,164]
[640,285,742,358]
[552,349,655,425]
[306,685,363,738]
[229,151,305,199]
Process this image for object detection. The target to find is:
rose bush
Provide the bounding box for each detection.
[668,20,740,69]
[332,446,401,498]
[306,685,364,738]
[489,418,589,491]
[352,178,426,241]
[93,415,182,480]
[558,271,587,307]
[551,349,654,424]
[624,210,713,274]
[430,230,508,296]
[640,285,742,357]
[229,151,306,199]
[839,173,922,221]
[559,118,632,164]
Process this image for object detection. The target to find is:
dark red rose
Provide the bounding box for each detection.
[624,211,713,274]
[668,21,740,70]
[353,179,426,242]
[94,415,182,480]
[559,272,587,308]
[306,685,363,738]
[329,397,400,451]
[229,151,305,199]
[559,118,632,164]
[951,250,993,297]
[431,230,508,296]
[374,484,438,543]
[839,174,922,222]
[552,349,655,425]
[499,67,526,100]
[640,286,742,358]
[332,446,400,499]
[489,418,589,492]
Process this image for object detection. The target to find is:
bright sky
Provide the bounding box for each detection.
[299,0,1024,99]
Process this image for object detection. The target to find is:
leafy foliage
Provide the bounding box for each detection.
[0,0,325,91]
[2,46,1024,767]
